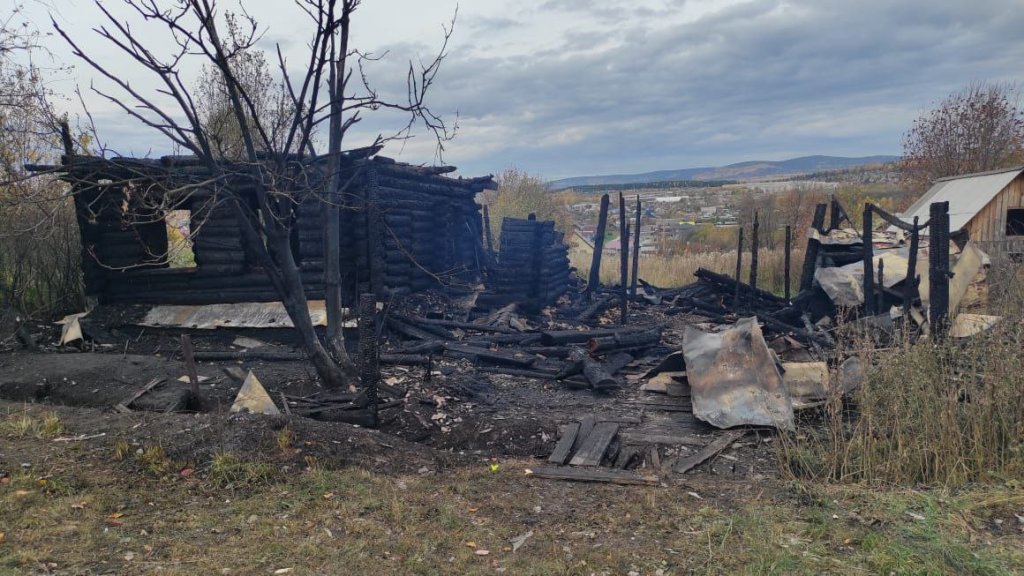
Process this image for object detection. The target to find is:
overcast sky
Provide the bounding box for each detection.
[20,0,1024,179]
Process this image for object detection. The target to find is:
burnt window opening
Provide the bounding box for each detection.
[166,209,197,268]
[1007,209,1024,236]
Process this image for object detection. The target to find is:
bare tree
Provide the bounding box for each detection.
[52,0,455,390]
[1,4,84,320]
[901,82,1024,194]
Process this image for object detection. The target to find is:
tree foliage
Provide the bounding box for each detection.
[483,168,571,247]
[901,82,1024,194]
[193,13,293,160]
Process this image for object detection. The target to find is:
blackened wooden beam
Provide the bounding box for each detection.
[630,195,641,299]
[784,225,792,302]
[482,204,494,258]
[619,193,629,324]
[734,226,744,306]
[876,257,885,313]
[749,212,760,306]
[863,204,875,316]
[928,201,950,336]
[586,194,611,301]
[798,203,828,293]
[829,195,843,231]
[903,216,920,313]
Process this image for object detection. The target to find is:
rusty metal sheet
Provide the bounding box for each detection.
[140,300,352,329]
[682,317,794,430]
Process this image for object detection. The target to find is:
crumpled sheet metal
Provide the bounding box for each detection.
[949,313,1000,338]
[140,300,353,329]
[814,250,911,307]
[682,317,795,430]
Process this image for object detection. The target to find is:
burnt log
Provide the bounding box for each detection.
[587,327,663,353]
[442,343,536,368]
[577,294,616,322]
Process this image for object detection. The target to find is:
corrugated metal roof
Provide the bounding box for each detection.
[901,166,1024,231]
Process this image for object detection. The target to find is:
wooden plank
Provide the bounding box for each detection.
[547,422,581,465]
[528,465,658,486]
[113,377,165,413]
[570,415,597,455]
[619,432,706,446]
[672,430,746,474]
[569,422,620,466]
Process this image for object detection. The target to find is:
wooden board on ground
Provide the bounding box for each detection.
[673,430,746,474]
[528,465,658,486]
[547,422,581,465]
[570,415,597,455]
[619,432,706,446]
[113,377,165,413]
[569,421,620,466]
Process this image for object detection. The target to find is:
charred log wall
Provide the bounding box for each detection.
[84,155,489,305]
[478,217,571,312]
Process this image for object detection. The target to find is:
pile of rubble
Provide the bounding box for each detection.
[24,195,1002,484]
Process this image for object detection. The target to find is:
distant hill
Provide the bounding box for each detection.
[548,155,899,190]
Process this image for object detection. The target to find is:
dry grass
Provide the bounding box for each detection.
[571,245,804,295]
[779,260,1024,487]
[0,409,63,439]
[1,405,1022,575]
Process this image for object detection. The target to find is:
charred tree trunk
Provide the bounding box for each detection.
[265,215,352,388]
[323,7,357,373]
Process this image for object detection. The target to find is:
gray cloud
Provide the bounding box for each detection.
[365,0,1024,178]
[42,0,1024,180]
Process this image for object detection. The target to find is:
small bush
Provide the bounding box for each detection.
[571,245,803,295]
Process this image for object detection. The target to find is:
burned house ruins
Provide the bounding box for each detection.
[35,151,571,308]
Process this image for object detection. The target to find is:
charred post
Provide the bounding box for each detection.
[749,212,759,306]
[482,204,494,259]
[862,204,875,316]
[799,203,828,293]
[904,216,920,313]
[829,195,843,231]
[734,226,744,307]
[586,194,611,301]
[358,293,380,426]
[876,257,885,313]
[928,201,951,336]
[630,195,642,299]
[618,193,629,324]
[784,225,792,302]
